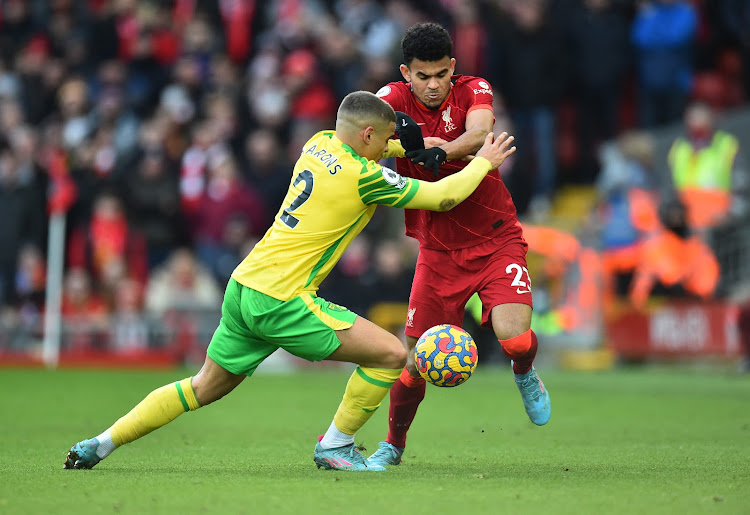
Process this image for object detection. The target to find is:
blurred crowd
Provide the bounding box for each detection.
[1,0,749,357]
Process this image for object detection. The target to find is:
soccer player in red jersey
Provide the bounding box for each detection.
[369,22,551,467]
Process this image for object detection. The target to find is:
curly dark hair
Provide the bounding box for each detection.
[401,22,453,66]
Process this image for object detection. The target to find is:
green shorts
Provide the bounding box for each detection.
[207,278,357,376]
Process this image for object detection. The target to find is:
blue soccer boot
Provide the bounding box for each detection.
[64,438,102,469]
[314,441,386,472]
[513,364,551,425]
[367,441,404,467]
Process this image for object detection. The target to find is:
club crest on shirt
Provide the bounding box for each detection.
[381,166,407,189]
[442,105,457,133]
[406,307,416,327]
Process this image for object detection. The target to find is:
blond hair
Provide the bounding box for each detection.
[336,91,396,132]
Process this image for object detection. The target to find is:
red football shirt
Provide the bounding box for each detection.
[376,75,523,250]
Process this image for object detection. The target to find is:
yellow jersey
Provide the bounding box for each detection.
[232,131,417,300]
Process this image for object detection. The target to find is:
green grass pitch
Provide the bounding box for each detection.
[1,365,749,514]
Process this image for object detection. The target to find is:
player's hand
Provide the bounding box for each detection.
[475,132,515,170]
[406,147,447,177]
[395,111,424,152]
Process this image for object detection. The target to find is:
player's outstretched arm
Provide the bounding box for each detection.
[438,108,494,160]
[406,109,494,176]
[404,132,515,212]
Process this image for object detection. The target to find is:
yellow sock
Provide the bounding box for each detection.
[333,367,401,435]
[109,377,200,447]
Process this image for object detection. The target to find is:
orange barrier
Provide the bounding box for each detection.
[630,231,720,309]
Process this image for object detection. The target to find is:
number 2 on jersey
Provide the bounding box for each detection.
[279,170,313,229]
[506,263,532,294]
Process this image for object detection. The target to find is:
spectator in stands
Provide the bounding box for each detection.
[58,76,95,151]
[208,54,242,107]
[242,128,291,213]
[145,248,222,315]
[487,0,567,216]
[5,243,46,350]
[190,153,269,283]
[61,268,109,352]
[110,277,149,353]
[362,238,414,306]
[157,84,194,162]
[85,126,119,181]
[282,49,338,161]
[90,63,141,167]
[244,45,289,130]
[566,0,631,182]
[718,0,750,102]
[121,145,185,268]
[317,233,373,317]
[204,93,242,155]
[631,0,698,128]
[0,98,24,135]
[66,123,114,231]
[445,0,486,77]
[8,124,48,207]
[314,22,364,101]
[597,131,660,297]
[668,101,748,232]
[0,136,47,308]
[492,96,517,180]
[217,0,254,64]
[13,244,46,311]
[146,3,185,69]
[630,198,720,309]
[14,35,64,126]
[0,0,34,65]
[66,191,149,305]
[179,120,224,216]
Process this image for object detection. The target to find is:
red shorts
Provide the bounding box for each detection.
[404,238,533,339]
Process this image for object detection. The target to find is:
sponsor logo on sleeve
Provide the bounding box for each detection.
[381,166,407,189]
[473,80,493,96]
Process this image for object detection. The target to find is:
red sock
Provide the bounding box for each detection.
[500,329,538,375]
[385,368,426,449]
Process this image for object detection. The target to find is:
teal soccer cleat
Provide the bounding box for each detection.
[64,438,102,469]
[513,364,551,426]
[367,441,404,467]
[313,441,386,472]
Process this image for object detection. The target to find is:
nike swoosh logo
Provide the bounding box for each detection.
[516,289,531,294]
[401,119,407,127]
[362,407,378,413]
[416,123,425,125]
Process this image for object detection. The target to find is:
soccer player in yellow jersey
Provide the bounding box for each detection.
[63,91,516,472]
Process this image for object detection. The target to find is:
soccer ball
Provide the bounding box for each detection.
[414,324,478,387]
